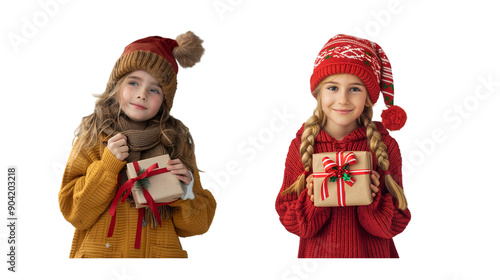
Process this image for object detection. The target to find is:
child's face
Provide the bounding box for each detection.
[320,74,367,132]
[119,70,164,128]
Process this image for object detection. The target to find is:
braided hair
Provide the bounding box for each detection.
[281,75,407,210]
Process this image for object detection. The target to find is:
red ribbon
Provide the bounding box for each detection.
[313,152,371,206]
[107,161,171,249]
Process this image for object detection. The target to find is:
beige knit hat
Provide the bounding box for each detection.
[105,31,204,110]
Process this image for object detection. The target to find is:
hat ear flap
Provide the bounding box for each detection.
[172,31,204,68]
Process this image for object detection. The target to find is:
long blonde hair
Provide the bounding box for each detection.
[281,75,407,210]
[72,71,197,172]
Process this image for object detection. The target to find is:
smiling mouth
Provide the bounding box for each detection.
[131,103,147,110]
[333,109,352,114]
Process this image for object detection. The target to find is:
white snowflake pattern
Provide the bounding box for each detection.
[314,45,381,79]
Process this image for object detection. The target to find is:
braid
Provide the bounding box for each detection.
[300,108,324,173]
[362,107,389,170]
[359,104,408,210]
[282,88,326,196]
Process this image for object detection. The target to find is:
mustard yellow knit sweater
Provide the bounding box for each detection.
[58,139,216,258]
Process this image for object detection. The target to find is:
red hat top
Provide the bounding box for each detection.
[121,36,180,74]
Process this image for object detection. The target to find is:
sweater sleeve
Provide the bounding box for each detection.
[275,137,331,239]
[58,142,126,230]
[169,168,216,237]
[357,136,411,239]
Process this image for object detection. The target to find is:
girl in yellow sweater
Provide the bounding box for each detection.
[58,31,216,258]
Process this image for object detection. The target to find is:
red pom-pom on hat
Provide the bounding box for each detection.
[381,105,407,131]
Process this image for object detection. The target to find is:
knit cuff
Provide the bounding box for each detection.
[357,192,410,239]
[296,188,331,238]
[298,188,329,216]
[102,147,127,174]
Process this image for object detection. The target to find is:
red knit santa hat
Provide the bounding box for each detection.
[310,34,406,131]
[106,31,204,110]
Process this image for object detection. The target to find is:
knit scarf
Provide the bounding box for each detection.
[103,116,174,228]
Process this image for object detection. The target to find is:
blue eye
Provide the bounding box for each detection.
[129,81,138,86]
[350,87,361,92]
[150,88,161,94]
[327,86,338,91]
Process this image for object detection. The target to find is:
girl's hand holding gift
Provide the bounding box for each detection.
[167,159,192,186]
[306,174,314,202]
[108,133,129,161]
[370,170,380,198]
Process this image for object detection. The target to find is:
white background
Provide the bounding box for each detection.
[1,0,499,279]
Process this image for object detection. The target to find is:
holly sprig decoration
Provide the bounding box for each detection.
[134,167,151,192]
[328,164,352,183]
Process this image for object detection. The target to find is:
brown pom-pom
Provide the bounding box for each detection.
[172,31,204,68]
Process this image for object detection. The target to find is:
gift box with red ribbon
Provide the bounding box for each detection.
[126,154,184,208]
[108,154,184,249]
[313,151,373,207]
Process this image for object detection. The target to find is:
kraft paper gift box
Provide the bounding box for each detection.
[126,154,184,208]
[313,151,373,207]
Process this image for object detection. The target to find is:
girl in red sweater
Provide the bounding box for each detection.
[275,34,411,258]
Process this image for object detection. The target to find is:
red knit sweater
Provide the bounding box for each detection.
[275,122,411,258]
